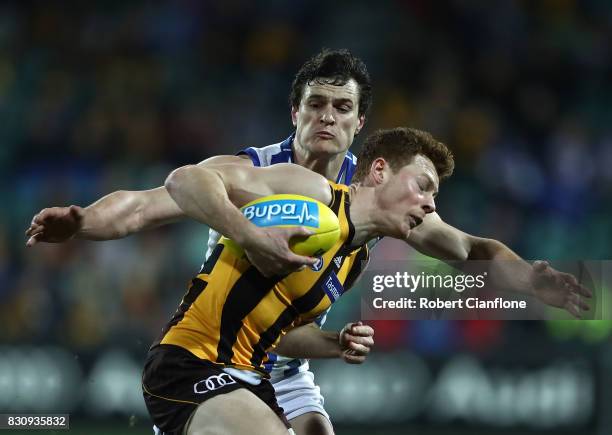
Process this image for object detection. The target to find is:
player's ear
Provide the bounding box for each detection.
[370,158,388,185]
[291,106,299,127]
[355,114,365,135]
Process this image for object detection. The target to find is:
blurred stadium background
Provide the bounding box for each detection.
[1,1,611,434]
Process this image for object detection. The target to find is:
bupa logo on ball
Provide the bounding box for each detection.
[243,199,320,228]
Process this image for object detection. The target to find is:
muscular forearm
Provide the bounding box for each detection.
[274,324,342,359]
[80,156,255,241]
[77,187,184,240]
[468,237,534,294]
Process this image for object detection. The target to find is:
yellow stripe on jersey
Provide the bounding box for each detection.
[158,182,369,374]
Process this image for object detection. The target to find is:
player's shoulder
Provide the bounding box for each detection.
[262,163,332,204]
[312,180,347,209]
[238,139,292,168]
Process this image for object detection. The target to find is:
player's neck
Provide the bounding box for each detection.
[349,185,408,246]
[292,143,345,181]
[349,186,385,246]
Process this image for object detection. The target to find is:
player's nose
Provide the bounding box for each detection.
[422,196,436,214]
[320,107,335,125]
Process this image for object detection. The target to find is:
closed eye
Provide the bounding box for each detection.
[418,175,438,196]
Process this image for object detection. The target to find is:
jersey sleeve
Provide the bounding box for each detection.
[237,147,262,167]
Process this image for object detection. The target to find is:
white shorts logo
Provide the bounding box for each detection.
[193,373,236,394]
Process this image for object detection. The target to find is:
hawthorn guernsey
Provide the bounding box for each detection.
[222,194,341,257]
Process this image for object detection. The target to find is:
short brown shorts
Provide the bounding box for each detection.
[142,344,289,434]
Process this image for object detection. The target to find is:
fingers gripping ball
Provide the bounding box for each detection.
[222,194,340,257]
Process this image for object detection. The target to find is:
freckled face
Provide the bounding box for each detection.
[291,79,365,157]
[376,155,439,238]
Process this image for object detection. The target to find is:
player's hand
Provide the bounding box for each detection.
[25,205,85,246]
[242,226,319,277]
[530,260,592,318]
[339,321,374,364]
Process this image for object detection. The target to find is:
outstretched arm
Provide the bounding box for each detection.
[407,212,519,262]
[25,154,333,276]
[407,212,592,317]
[26,187,184,245]
[164,162,332,275]
[25,155,253,245]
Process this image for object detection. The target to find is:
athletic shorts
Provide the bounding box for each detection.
[142,344,290,434]
[272,370,330,421]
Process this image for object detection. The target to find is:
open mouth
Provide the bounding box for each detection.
[409,216,423,229]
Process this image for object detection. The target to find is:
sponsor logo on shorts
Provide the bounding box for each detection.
[311,256,324,271]
[243,200,319,228]
[193,373,236,394]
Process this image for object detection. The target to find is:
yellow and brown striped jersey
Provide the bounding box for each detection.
[155,182,369,375]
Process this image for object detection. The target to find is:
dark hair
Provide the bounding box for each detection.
[290,48,372,118]
[353,127,455,183]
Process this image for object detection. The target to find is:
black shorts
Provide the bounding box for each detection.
[142,344,289,435]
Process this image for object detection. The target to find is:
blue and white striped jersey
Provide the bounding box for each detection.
[204,133,357,380]
[238,133,357,185]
